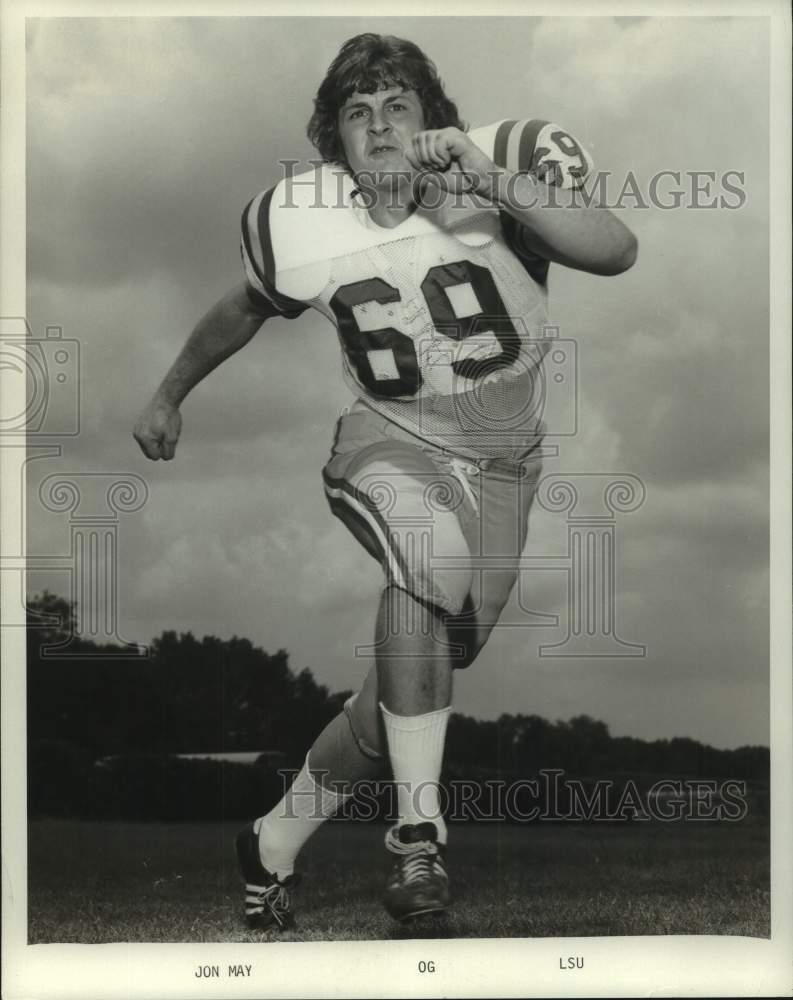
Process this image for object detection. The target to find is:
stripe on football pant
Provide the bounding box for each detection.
[322,470,409,592]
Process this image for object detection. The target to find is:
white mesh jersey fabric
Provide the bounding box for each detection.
[308,210,552,461]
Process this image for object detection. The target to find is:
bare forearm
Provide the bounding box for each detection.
[135,283,273,461]
[155,283,269,406]
[490,168,638,276]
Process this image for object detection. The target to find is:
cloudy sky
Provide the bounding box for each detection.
[24,15,770,749]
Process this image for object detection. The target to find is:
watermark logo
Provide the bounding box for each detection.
[1,316,148,656]
[0,318,80,436]
[340,461,646,662]
[417,324,577,445]
[276,158,748,213]
[275,769,751,823]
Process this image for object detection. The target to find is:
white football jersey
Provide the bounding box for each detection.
[241,119,593,459]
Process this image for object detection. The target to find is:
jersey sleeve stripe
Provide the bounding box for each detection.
[494,118,592,182]
[516,118,549,174]
[256,188,279,288]
[241,191,268,283]
[493,120,517,170]
[240,188,308,318]
[493,118,549,174]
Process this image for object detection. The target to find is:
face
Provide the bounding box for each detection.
[338,86,425,183]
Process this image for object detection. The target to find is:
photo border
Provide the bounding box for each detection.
[2,1,791,997]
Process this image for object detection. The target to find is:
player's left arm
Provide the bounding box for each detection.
[406,126,637,277]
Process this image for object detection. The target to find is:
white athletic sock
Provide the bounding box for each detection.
[380,702,451,845]
[255,754,350,879]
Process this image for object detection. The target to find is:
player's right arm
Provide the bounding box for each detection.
[133,282,278,461]
[135,187,308,461]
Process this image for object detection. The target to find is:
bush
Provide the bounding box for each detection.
[28,739,96,818]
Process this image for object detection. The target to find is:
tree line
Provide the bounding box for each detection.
[26,593,769,820]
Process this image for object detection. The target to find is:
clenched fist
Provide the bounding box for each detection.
[133,397,182,461]
[405,128,498,199]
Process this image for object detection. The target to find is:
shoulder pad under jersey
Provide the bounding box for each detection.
[243,163,445,302]
[242,164,364,305]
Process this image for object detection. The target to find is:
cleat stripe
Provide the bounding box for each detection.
[237,828,294,930]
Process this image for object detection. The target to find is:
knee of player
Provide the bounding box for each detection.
[447,611,488,670]
[345,694,387,760]
[413,553,473,618]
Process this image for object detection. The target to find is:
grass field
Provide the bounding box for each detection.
[28,818,769,942]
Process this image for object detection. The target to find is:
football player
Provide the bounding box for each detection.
[134,33,637,929]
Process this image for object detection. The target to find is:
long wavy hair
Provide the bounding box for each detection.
[307,34,465,170]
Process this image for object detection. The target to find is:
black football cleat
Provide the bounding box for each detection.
[235,823,299,930]
[383,822,450,921]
